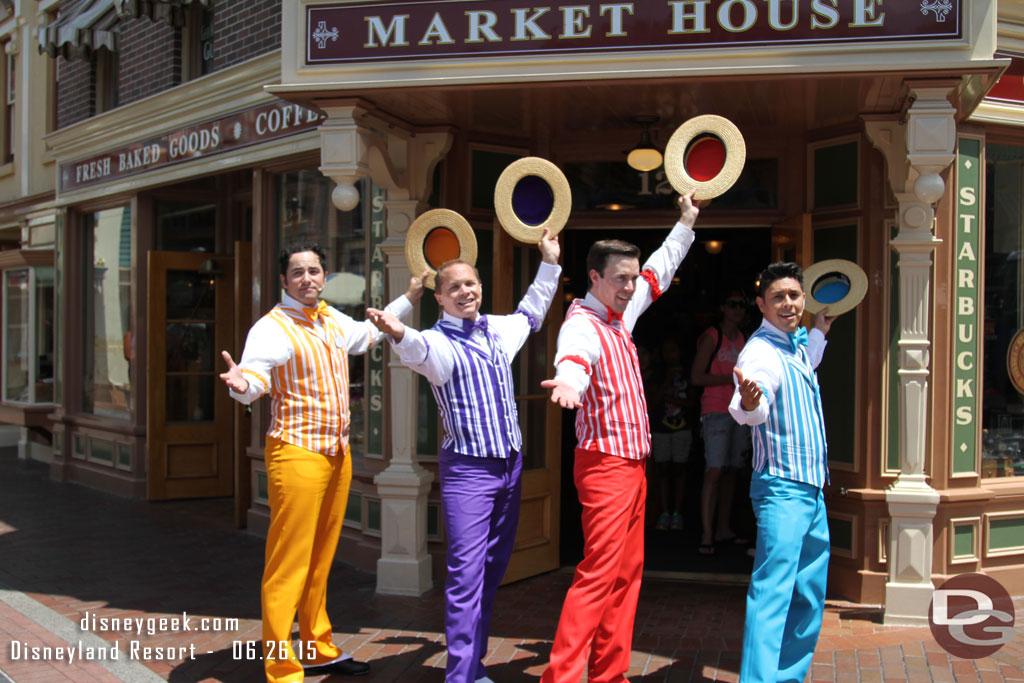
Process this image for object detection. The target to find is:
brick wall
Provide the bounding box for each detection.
[213,0,281,71]
[118,17,180,106]
[56,58,93,130]
[54,0,281,130]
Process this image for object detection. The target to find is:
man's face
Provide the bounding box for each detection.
[590,255,640,315]
[280,251,326,306]
[435,263,482,319]
[757,277,805,333]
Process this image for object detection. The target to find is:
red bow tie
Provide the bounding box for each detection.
[303,300,328,323]
[606,306,623,323]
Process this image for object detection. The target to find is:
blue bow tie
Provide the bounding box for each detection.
[462,316,487,335]
[791,327,808,352]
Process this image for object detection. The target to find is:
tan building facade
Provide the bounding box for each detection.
[21,0,1024,628]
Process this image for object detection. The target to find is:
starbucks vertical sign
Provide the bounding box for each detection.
[953,136,982,475]
[367,183,387,457]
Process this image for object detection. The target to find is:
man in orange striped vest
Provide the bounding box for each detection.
[219,243,423,683]
[540,192,699,683]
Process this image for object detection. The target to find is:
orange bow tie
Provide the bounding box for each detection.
[303,300,328,323]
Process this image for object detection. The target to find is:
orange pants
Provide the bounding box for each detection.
[542,449,647,683]
[262,437,352,683]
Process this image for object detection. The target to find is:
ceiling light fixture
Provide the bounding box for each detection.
[626,115,663,172]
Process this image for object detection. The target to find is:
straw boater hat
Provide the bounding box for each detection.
[802,259,868,316]
[404,209,478,290]
[663,115,746,200]
[494,157,572,244]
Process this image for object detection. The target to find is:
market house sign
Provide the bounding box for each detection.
[306,0,961,65]
[61,102,326,193]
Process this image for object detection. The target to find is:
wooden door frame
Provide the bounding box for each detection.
[146,250,235,500]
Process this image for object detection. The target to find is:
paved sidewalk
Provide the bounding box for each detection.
[0,450,1021,682]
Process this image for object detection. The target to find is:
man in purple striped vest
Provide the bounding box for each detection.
[368,228,560,683]
[540,192,699,683]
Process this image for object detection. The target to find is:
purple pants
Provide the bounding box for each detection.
[439,448,523,683]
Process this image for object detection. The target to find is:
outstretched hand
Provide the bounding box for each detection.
[405,270,430,303]
[219,351,249,393]
[541,378,580,410]
[812,306,837,336]
[677,190,700,228]
[367,307,406,342]
[733,367,762,412]
[538,227,560,265]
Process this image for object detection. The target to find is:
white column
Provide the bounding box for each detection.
[317,101,452,595]
[866,80,957,625]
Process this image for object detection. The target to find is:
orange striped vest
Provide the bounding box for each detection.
[261,305,351,457]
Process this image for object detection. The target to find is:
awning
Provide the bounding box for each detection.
[37,0,119,61]
[113,0,210,27]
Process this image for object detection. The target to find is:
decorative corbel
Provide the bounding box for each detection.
[317,99,407,211]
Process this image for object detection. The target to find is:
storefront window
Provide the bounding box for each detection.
[983,144,1024,479]
[2,267,55,404]
[82,207,133,419]
[275,170,369,456]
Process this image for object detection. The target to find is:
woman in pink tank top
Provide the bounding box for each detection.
[691,290,750,555]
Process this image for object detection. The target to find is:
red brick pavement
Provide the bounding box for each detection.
[0,451,1022,682]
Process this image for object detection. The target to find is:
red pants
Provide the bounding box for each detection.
[542,449,647,683]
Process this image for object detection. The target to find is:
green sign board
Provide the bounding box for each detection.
[367,184,387,456]
[953,136,982,474]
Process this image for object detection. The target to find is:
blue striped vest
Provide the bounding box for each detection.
[749,327,829,488]
[432,317,521,458]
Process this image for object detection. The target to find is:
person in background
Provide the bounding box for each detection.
[648,337,695,531]
[691,289,750,555]
[729,262,836,683]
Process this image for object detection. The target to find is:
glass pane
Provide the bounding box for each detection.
[166,270,215,320]
[4,269,29,401]
[35,267,55,403]
[83,206,132,419]
[166,375,214,422]
[166,323,214,372]
[155,201,215,252]
[512,248,549,471]
[983,144,1024,479]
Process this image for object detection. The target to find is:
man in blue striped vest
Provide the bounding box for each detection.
[367,229,560,683]
[728,261,837,683]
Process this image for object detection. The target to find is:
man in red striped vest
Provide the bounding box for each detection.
[219,244,423,683]
[540,192,699,683]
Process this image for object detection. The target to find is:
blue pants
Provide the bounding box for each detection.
[741,470,829,683]
[439,449,522,683]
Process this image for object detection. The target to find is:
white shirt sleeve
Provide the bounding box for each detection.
[553,312,601,396]
[807,328,828,369]
[339,294,415,356]
[728,336,782,426]
[229,315,292,405]
[487,261,562,357]
[624,221,696,332]
[390,328,455,386]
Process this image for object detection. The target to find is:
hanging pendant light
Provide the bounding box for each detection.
[626,115,663,172]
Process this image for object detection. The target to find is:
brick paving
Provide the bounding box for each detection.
[0,450,1021,682]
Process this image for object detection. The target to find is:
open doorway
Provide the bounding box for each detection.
[556,224,771,579]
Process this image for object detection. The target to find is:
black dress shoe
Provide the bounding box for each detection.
[304,658,370,676]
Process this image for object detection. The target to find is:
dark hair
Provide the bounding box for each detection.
[279,243,327,277]
[757,262,803,299]
[586,240,641,290]
[435,259,481,291]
